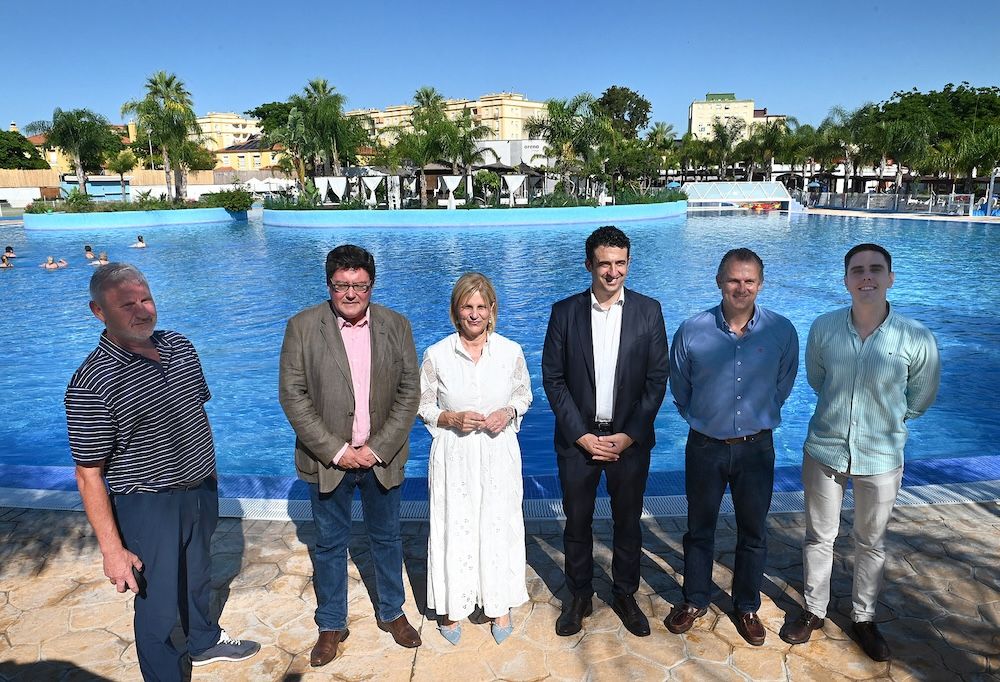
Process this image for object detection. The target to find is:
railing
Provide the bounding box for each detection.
[812,193,974,215]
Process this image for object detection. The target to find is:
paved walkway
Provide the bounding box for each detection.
[805,207,1000,224]
[0,501,997,681]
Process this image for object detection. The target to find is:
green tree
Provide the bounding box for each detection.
[526,94,608,194]
[707,118,745,179]
[264,108,310,187]
[25,108,121,195]
[245,101,294,135]
[960,124,1000,202]
[881,83,1000,146]
[594,86,651,139]
[122,71,199,200]
[0,130,49,169]
[105,150,137,201]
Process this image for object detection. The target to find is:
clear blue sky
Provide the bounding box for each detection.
[6,0,999,135]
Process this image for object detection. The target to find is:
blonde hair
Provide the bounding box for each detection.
[449,272,498,332]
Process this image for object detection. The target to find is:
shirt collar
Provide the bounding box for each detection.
[846,302,894,336]
[590,287,625,311]
[714,303,761,334]
[452,331,491,360]
[98,330,164,365]
[335,307,371,329]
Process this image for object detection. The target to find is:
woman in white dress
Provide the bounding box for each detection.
[418,272,532,646]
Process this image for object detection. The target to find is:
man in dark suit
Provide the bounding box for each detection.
[542,225,669,637]
[279,245,421,667]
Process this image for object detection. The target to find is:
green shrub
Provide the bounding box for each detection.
[24,202,55,214]
[614,187,687,205]
[530,192,598,208]
[198,188,253,212]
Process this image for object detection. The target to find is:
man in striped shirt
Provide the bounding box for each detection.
[780,243,940,662]
[65,264,258,681]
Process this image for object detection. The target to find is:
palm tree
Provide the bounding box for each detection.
[961,124,1000,207]
[645,122,675,149]
[707,118,745,180]
[264,108,310,188]
[25,109,120,195]
[440,108,498,199]
[394,122,448,208]
[413,87,447,120]
[105,150,137,201]
[293,78,350,175]
[753,119,791,181]
[923,140,962,195]
[526,94,608,194]
[122,71,199,201]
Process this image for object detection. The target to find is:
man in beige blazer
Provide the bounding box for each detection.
[279,244,420,667]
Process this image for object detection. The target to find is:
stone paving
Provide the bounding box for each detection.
[0,501,997,681]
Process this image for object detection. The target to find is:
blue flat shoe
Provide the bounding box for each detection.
[437,621,461,645]
[491,611,513,645]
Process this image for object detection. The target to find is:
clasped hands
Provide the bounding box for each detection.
[577,432,633,462]
[338,444,379,469]
[448,409,510,435]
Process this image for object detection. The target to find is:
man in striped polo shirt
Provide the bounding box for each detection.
[65,264,259,681]
[780,243,940,662]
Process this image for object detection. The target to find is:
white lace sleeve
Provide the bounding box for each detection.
[507,346,533,433]
[418,350,444,437]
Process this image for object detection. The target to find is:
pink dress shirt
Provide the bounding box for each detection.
[332,310,374,465]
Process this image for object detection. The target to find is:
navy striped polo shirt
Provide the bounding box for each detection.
[65,330,217,494]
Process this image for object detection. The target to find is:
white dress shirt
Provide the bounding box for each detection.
[591,288,624,421]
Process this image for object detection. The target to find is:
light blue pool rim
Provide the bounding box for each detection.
[262,201,686,228]
[23,207,248,230]
[3,457,997,520]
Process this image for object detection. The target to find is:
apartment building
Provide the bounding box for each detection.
[688,93,786,141]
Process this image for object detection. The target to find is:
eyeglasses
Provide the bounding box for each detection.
[330,281,372,294]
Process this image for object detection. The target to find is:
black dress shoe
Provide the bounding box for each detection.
[611,594,650,637]
[556,595,592,636]
[779,610,824,645]
[853,621,890,661]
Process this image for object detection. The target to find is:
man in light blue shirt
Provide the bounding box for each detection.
[666,248,798,646]
[781,243,940,663]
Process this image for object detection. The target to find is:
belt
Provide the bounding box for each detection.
[164,478,208,492]
[592,420,613,434]
[696,429,771,445]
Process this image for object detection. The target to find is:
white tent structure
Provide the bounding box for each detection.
[681,181,792,208]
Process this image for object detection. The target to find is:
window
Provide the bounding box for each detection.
[238,155,246,170]
[222,155,230,166]
[253,155,261,168]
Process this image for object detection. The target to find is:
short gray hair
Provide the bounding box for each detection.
[89,263,150,304]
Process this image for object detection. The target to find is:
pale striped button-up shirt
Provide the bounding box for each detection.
[804,305,941,475]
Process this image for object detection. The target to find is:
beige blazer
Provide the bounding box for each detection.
[278,301,419,493]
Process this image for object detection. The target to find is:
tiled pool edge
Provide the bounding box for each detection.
[2,461,998,520]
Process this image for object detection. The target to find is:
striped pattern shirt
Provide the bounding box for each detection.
[65,330,216,494]
[804,305,941,475]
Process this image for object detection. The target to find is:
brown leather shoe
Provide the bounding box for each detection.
[664,603,708,634]
[734,611,766,646]
[779,610,824,645]
[378,614,421,648]
[310,629,349,667]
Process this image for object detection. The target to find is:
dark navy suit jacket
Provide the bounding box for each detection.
[541,287,669,455]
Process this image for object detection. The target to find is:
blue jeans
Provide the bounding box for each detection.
[681,429,775,613]
[113,478,221,682]
[309,469,404,631]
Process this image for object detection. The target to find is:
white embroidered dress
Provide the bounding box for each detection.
[419,332,532,619]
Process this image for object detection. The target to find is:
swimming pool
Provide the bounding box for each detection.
[1,211,997,501]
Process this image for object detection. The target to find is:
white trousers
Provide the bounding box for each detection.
[801,453,903,622]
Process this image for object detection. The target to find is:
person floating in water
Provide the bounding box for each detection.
[0,255,12,269]
[91,252,110,266]
[41,256,68,270]
[5,246,16,259]
[84,245,96,259]
[130,235,147,249]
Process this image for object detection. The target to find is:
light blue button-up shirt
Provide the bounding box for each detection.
[804,305,941,475]
[670,304,799,440]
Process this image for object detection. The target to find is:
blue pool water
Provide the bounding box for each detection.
[1,211,997,484]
